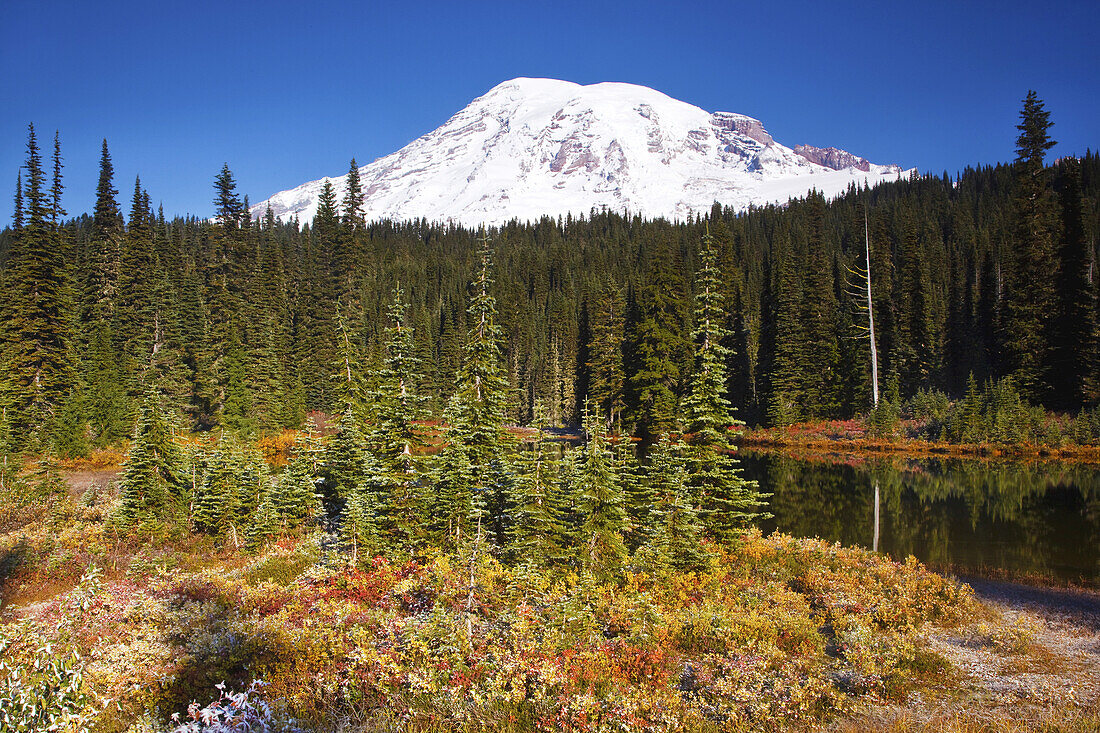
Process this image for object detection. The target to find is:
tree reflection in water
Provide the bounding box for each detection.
[740,451,1100,585]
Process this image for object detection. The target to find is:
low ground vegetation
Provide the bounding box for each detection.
[745,378,1100,459]
[3,483,977,732]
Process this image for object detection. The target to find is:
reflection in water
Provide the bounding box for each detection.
[873,480,879,553]
[740,451,1100,585]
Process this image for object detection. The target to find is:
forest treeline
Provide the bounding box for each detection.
[0,93,1097,456]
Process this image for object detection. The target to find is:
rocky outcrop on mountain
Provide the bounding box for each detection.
[793,144,873,172]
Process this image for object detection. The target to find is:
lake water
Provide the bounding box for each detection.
[738,450,1100,586]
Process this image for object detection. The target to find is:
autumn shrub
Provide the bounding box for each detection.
[0,622,97,733]
[256,431,300,468]
[0,527,986,733]
[243,541,318,586]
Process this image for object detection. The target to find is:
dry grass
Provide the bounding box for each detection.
[830,596,1100,733]
[833,706,1100,732]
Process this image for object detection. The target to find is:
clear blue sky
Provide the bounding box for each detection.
[2,0,1098,221]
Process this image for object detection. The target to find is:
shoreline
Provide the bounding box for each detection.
[737,431,1100,464]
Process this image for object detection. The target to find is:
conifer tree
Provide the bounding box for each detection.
[326,405,387,556]
[115,177,156,379]
[117,393,184,524]
[191,439,234,534]
[688,444,768,543]
[1005,91,1058,402]
[507,409,567,565]
[315,180,339,229]
[374,287,428,547]
[342,158,364,228]
[768,228,804,425]
[430,425,475,548]
[82,140,123,343]
[0,124,77,445]
[576,404,627,576]
[680,231,769,541]
[12,170,23,231]
[586,279,626,429]
[449,233,511,456]
[50,131,65,225]
[213,164,243,227]
[83,326,129,445]
[374,287,425,459]
[201,164,251,428]
[639,433,708,571]
[626,243,690,441]
[325,405,369,498]
[1050,158,1096,408]
[93,140,122,238]
[332,303,368,415]
[190,438,264,542]
[274,444,322,530]
[683,231,736,446]
[435,233,513,547]
[616,438,652,552]
[800,191,840,415]
[247,484,279,548]
[341,478,380,564]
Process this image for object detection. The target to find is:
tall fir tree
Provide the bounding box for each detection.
[213,164,244,227]
[682,231,736,445]
[84,140,123,324]
[0,124,77,447]
[445,234,511,465]
[374,287,428,547]
[332,302,368,415]
[625,241,690,442]
[680,231,769,542]
[767,227,804,425]
[800,191,840,415]
[12,170,23,231]
[50,131,66,225]
[1005,91,1058,403]
[586,279,626,429]
[342,158,364,228]
[434,234,512,547]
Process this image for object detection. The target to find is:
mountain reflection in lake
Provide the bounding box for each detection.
[739,450,1100,586]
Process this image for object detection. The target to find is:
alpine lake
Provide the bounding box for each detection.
[738,448,1100,587]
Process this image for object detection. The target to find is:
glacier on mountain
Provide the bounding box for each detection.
[253,78,907,226]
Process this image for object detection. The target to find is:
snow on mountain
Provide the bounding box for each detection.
[253,78,907,227]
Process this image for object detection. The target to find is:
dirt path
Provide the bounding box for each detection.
[960,574,1100,632]
[64,467,121,495]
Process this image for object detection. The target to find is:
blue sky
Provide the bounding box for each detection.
[2,0,1098,220]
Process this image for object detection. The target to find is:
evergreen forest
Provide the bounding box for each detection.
[2,95,1096,457]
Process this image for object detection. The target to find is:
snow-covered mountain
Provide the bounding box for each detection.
[253,78,907,226]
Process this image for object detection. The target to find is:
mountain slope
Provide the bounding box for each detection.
[254,78,906,226]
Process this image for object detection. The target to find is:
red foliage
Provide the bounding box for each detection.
[601,640,672,686]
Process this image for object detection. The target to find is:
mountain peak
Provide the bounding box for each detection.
[255,79,906,226]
